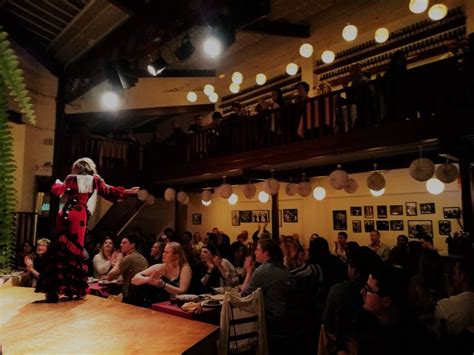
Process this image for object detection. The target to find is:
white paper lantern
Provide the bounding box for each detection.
[232,72,243,84]
[218,183,233,199]
[186,91,197,103]
[299,43,314,58]
[137,189,149,201]
[344,178,359,194]
[342,24,358,41]
[177,191,188,203]
[202,199,212,206]
[164,188,176,201]
[243,183,256,199]
[375,28,389,43]
[201,190,212,202]
[428,4,448,21]
[286,63,298,75]
[367,172,386,191]
[409,0,429,14]
[329,169,349,189]
[435,163,459,183]
[409,158,435,182]
[263,178,280,195]
[258,191,270,203]
[321,50,335,64]
[146,194,156,205]
[256,73,267,85]
[228,193,238,205]
[298,181,312,197]
[203,84,215,96]
[426,178,445,195]
[313,186,326,200]
[370,188,385,197]
[285,182,298,196]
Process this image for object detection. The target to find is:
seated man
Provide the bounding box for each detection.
[107,234,148,303]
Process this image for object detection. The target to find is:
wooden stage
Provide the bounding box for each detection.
[0,287,219,354]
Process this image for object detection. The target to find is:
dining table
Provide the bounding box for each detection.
[88,280,122,298]
[152,298,222,325]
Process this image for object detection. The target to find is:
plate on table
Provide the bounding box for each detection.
[99,279,117,285]
[176,294,199,302]
[209,294,225,301]
[202,299,222,308]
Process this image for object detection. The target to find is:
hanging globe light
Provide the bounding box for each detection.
[342,24,358,41]
[228,193,238,205]
[231,72,243,84]
[426,178,445,194]
[312,186,326,201]
[209,92,219,103]
[186,91,197,102]
[409,0,429,14]
[201,199,212,206]
[256,73,267,85]
[229,82,240,94]
[321,50,335,64]
[299,43,314,58]
[370,188,385,197]
[203,84,215,96]
[375,27,390,43]
[428,4,448,21]
[286,63,298,75]
[258,191,270,203]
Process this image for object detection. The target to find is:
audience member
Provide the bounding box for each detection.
[192,232,204,252]
[24,238,50,287]
[200,244,239,290]
[420,235,435,250]
[188,114,204,133]
[230,241,246,280]
[388,235,409,268]
[93,237,121,278]
[368,230,391,261]
[333,231,349,263]
[148,241,164,266]
[15,241,33,271]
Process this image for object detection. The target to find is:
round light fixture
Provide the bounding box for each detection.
[231,72,243,84]
[375,27,390,43]
[187,91,197,102]
[203,84,215,96]
[370,188,385,197]
[426,178,445,194]
[299,43,314,58]
[409,0,429,14]
[201,199,212,206]
[258,191,270,203]
[321,50,335,64]
[342,24,358,41]
[229,82,240,94]
[209,92,219,103]
[203,36,223,58]
[256,73,267,85]
[286,63,298,75]
[312,186,326,200]
[428,4,448,21]
[101,91,120,110]
[228,193,238,205]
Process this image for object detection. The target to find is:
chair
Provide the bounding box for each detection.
[218,288,268,355]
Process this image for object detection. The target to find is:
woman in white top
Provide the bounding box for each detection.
[93,237,121,278]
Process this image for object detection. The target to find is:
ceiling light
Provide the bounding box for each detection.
[426,178,445,194]
[203,36,223,58]
[258,191,269,203]
[228,193,238,205]
[203,84,215,96]
[147,55,168,76]
[174,35,195,61]
[321,50,335,64]
[209,92,219,103]
[101,91,120,110]
[428,4,448,20]
[286,63,298,75]
[256,73,267,85]
[375,27,390,43]
[370,188,385,197]
[409,0,429,14]
[201,199,212,206]
[203,17,236,58]
[232,72,243,84]
[342,24,358,41]
[187,91,197,102]
[299,43,314,58]
[312,186,326,200]
[229,82,240,93]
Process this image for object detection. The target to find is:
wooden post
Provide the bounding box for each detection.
[460,161,474,236]
[271,192,280,241]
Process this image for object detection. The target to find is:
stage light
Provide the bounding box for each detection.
[312,186,326,200]
[299,43,314,58]
[342,24,358,41]
[286,63,298,75]
[256,73,267,85]
[321,50,335,64]
[409,0,429,14]
[175,35,195,61]
[106,61,137,90]
[187,91,197,102]
[203,36,223,58]
[101,91,120,110]
[375,28,390,43]
[428,4,448,20]
[203,84,215,96]
[147,54,168,76]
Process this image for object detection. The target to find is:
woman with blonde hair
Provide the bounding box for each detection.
[36,157,139,302]
[132,241,192,307]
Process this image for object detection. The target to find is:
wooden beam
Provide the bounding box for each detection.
[239,19,310,38]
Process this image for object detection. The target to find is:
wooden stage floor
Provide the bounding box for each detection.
[0,287,219,354]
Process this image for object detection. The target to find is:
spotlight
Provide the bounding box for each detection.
[203,36,223,58]
[203,17,236,58]
[175,35,195,61]
[106,61,137,90]
[147,55,168,76]
[101,91,120,110]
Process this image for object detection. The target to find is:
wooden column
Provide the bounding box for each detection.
[460,161,474,236]
[271,192,280,241]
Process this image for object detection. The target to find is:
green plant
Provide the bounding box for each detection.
[0,29,36,271]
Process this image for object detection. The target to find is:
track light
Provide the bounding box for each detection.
[147,54,168,76]
[105,61,137,90]
[175,35,195,61]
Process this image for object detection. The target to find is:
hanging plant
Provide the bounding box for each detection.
[0,28,36,272]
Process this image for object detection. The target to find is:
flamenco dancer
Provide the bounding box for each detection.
[35,157,139,302]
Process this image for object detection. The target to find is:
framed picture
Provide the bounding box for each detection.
[406,202,417,216]
[364,220,375,232]
[408,220,433,238]
[192,213,202,225]
[231,211,240,226]
[420,203,435,214]
[390,220,404,231]
[279,210,282,227]
[350,207,362,216]
[376,220,389,231]
[352,220,362,233]
[239,210,252,223]
[377,206,387,219]
[333,210,347,230]
[251,210,270,223]
[443,207,461,219]
[438,220,451,235]
[364,206,374,218]
[283,209,298,223]
[390,205,404,216]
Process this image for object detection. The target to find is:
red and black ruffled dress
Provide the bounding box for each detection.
[35,174,125,298]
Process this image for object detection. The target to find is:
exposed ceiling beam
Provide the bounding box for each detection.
[239,19,310,38]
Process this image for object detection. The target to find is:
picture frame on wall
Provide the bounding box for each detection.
[376,220,390,231]
[192,213,202,225]
[232,211,240,226]
[443,207,461,219]
[420,203,435,214]
[251,210,270,223]
[406,202,417,216]
[239,210,252,223]
[390,205,404,216]
[408,220,433,239]
[377,206,388,219]
[390,220,404,231]
[352,220,362,233]
[364,220,375,232]
[438,220,451,235]
[283,209,298,223]
[350,207,362,216]
[364,206,374,218]
[279,209,282,227]
[333,210,347,230]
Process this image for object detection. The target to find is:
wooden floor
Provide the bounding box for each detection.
[0,287,219,354]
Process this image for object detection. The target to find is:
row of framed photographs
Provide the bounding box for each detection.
[231,209,299,226]
[350,219,452,236]
[350,204,460,219]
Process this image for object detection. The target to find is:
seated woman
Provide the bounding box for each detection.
[230,241,247,281]
[93,237,120,279]
[131,242,192,307]
[15,241,34,271]
[24,238,50,287]
[148,241,164,265]
[200,244,240,291]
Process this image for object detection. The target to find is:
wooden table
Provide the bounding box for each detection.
[0,286,218,354]
[88,281,122,298]
[152,301,221,325]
